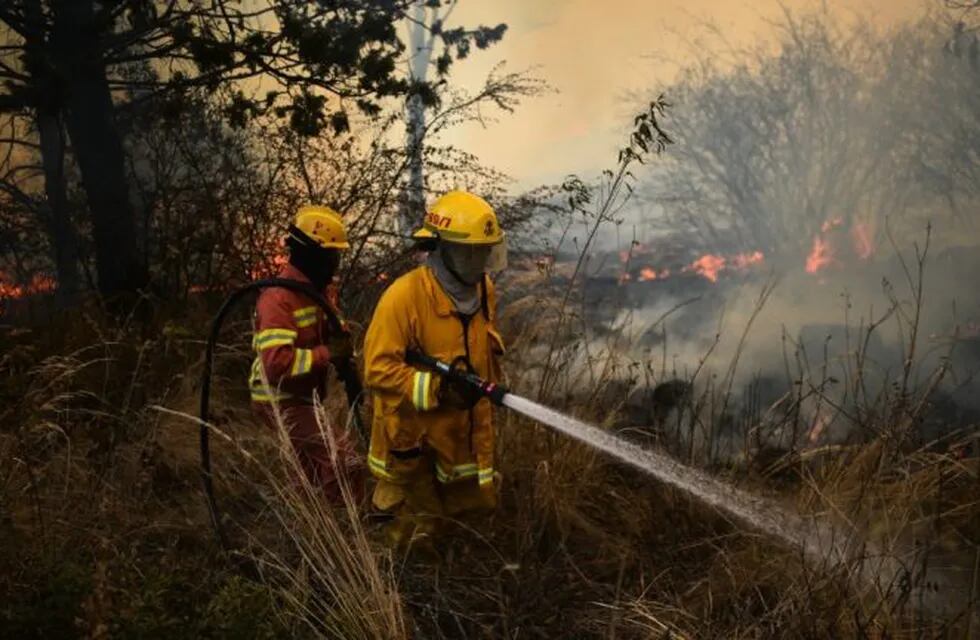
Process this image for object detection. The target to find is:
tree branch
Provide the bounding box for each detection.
[0,179,39,212]
[0,94,30,113]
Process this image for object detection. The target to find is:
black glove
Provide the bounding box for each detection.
[436,359,482,410]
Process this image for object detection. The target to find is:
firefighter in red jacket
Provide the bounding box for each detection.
[249,205,363,504]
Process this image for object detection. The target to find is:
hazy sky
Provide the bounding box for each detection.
[440,0,925,190]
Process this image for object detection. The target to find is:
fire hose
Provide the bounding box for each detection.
[199,278,365,551]
[199,330,952,610]
[405,348,509,405]
[202,333,876,591]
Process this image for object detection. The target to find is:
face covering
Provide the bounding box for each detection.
[289,242,341,290]
[427,247,482,316]
[439,242,492,286]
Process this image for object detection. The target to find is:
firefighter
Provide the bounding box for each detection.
[363,190,507,549]
[410,227,438,262]
[250,205,363,504]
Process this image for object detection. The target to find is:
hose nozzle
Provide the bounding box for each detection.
[406,348,508,406]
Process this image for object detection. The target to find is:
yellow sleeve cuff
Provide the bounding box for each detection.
[290,348,313,376]
[411,370,437,411]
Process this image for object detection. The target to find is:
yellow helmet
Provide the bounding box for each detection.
[291,205,349,249]
[411,227,437,239]
[423,190,504,245]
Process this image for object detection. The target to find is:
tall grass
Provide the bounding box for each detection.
[484,226,979,637]
[203,396,407,640]
[1,226,977,637]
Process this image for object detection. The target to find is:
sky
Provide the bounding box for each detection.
[439,0,926,190]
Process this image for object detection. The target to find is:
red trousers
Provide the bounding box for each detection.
[253,402,365,505]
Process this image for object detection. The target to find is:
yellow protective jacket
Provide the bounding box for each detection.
[363,265,504,488]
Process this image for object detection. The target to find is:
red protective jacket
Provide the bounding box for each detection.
[249,264,343,404]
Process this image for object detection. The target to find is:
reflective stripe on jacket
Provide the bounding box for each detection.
[363,265,505,486]
[249,264,339,403]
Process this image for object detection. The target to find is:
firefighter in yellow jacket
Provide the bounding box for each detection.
[363,190,506,547]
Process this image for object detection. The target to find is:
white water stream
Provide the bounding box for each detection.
[504,394,827,557]
[502,393,972,618]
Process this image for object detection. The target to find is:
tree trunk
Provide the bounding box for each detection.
[51,0,148,300]
[23,0,79,303]
[402,1,431,233]
[36,110,80,302]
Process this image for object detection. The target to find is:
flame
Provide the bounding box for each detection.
[730,251,764,269]
[619,242,645,264]
[806,218,873,274]
[805,235,833,274]
[622,250,764,285]
[369,271,390,285]
[638,267,658,281]
[250,252,289,280]
[820,217,843,233]
[0,272,57,299]
[808,412,831,444]
[687,254,726,282]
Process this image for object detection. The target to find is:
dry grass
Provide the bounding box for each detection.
[195,398,407,639]
[1,250,978,638]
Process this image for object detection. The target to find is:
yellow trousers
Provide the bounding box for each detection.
[372,450,497,549]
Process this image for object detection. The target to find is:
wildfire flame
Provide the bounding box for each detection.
[250,252,289,280]
[808,411,831,444]
[821,217,843,233]
[683,251,764,282]
[0,272,57,315]
[805,235,833,274]
[619,241,645,264]
[638,267,658,281]
[730,251,765,269]
[624,251,765,285]
[806,218,875,274]
[687,254,726,283]
[0,272,57,300]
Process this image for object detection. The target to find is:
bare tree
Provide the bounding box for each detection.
[400,0,507,232]
[638,9,979,261]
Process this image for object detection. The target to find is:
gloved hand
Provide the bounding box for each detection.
[437,373,482,410]
[326,330,354,363]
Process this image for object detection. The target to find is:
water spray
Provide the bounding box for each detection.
[407,349,970,616]
[407,349,818,552]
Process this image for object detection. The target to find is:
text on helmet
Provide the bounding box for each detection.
[426,212,453,229]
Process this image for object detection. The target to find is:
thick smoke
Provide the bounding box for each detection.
[572,8,980,462]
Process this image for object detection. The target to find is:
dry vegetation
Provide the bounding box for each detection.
[1,231,977,639]
[2,5,979,639]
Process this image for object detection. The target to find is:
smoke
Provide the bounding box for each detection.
[603,232,980,460]
[504,6,980,462]
[552,7,975,454]
[616,7,979,254]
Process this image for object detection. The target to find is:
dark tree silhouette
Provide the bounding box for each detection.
[0,0,503,303]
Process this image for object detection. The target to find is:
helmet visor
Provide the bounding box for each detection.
[441,238,507,284]
[486,236,508,273]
